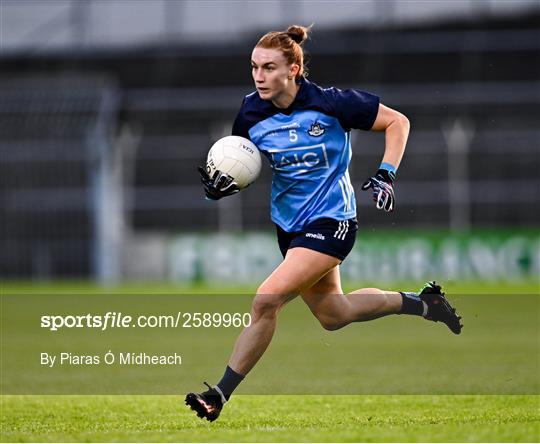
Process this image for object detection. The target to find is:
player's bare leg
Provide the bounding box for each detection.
[301,266,404,329]
[229,247,341,374]
[186,247,340,421]
[301,265,462,332]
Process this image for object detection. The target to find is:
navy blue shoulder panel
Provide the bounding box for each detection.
[231,79,380,138]
[322,85,380,131]
[231,91,276,140]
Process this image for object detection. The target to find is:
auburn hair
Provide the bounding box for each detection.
[255,25,311,79]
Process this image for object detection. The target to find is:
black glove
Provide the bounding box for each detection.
[197,166,240,200]
[361,168,396,212]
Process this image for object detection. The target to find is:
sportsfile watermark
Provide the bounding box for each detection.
[1,292,538,395]
[41,311,251,331]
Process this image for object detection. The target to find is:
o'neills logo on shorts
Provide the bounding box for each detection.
[305,232,325,240]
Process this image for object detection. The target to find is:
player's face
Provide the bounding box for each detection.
[251,47,298,102]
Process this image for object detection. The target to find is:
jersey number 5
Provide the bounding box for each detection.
[289,129,298,143]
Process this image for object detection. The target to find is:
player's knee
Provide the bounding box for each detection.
[252,293,281,318]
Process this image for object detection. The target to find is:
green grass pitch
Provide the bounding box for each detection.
[1,394,538,442]
[1,280,539,442]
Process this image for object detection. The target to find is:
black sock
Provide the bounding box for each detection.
[399,292,426,316]
[217,365,245,401]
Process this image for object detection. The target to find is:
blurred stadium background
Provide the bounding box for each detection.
[1,0,539,286]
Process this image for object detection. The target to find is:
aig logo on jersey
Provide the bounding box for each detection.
[269,143,329,173]
[308,122,325,137]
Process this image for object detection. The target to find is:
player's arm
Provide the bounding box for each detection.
[370,103,410,169]
[361,104,410,212]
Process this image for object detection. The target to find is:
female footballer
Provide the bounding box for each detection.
[187,25,462,422]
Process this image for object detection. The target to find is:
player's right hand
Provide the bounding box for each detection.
[361,168,396,212]
[197,166,240,200]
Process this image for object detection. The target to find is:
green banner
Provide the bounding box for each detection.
[168,230,540,284]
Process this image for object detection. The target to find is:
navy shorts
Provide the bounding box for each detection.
[276,218,358,261]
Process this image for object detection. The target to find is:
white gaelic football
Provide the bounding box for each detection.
[206,136,261,189]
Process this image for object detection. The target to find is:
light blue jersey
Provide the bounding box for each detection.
[232,78,379,232]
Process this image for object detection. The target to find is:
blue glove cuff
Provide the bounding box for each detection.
[379,162,397,174]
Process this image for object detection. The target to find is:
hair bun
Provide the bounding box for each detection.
[286,25,310,45]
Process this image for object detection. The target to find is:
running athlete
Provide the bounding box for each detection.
[187,25,462,422]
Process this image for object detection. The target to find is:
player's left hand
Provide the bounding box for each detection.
[361,169,396,212]
[198,166,240,200]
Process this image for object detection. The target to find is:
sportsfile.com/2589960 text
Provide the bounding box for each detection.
[40,312,252,331]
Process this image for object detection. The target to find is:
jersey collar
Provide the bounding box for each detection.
[272,77,309,114]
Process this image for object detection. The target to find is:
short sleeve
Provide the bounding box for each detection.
[231,98,250,139]
[326,87,380,131]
